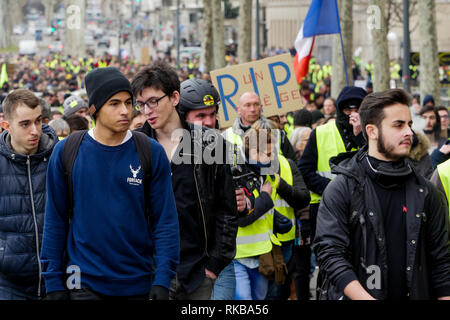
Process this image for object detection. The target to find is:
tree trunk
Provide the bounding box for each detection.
[331,0,353,98]
[0,0,22,49]
[419,0,441,105]
[44,0,57,27]
[0,4,9,49]
[237,0,252,64]
[212,0,226,69]
[65,0,86,57]
[370,0,390,92]
[200,0,214,73]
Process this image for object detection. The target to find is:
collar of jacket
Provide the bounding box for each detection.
[330,145,419,185]
[232,115,269,139]
[0,124,58,162]
[140,110,191,139]
[409,132,430,162]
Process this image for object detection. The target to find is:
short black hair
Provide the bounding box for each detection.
[437,106,449,114]
[65,114,89,132]
[131,61,180,100]
[359,89,411,140]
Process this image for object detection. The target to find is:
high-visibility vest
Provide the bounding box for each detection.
[223,126,286,166]
[223,127,243,166]
[284,114,294,139]
[310,121,352,204]
[438,159,450,218]
[235,176,281,259]
[98,60,108,68]
[274,155,296,242]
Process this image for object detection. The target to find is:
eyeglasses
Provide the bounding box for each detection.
[135,94,167,111]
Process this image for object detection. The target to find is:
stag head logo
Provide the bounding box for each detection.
[130,165,141,178]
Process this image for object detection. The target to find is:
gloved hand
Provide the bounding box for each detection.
[300,219,311,244]
[273,210,292,234]
[149,285,169,300]
[44,290,70,300]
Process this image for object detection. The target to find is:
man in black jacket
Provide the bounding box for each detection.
[131,61,238,300]
[0,89,57,299]
[298,86,367,242]
[314,89,450,300]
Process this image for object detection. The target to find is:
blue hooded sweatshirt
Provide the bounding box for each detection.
[40,132,179,296]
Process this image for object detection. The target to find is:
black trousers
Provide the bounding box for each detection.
[309,203,320,243]
[292,244,312,300]
[70,288,148,301]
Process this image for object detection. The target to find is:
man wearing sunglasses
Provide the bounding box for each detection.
[132,62,238,300]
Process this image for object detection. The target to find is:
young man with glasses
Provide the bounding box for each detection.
[132,61,238,300]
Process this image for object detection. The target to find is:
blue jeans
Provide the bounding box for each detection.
[265,242,293,300]
[211,262,235,300]
[233,260,268,300]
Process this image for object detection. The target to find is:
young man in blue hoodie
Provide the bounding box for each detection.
[41,67,180,300]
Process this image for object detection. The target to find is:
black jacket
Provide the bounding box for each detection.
[298,124,366,197]
[137,117,239,279]
[314,146,450,300]
[0,124,57,297]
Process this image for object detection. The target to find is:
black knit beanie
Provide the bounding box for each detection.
[85,67,133,119]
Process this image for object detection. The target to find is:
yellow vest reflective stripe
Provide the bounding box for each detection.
[235,187,275,259]
[274,155,295,242]
[310,122,347,204]
[438,159,450,218]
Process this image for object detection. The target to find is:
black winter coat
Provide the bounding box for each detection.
[137,117,239,278]
[314,146,450,300]
[0,125,57,297]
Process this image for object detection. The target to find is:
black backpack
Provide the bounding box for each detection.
[61,130,153,224]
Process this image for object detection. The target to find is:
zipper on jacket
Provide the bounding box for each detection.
[193,163,209,257]
[27,157,42,298]
[359,214,368,272]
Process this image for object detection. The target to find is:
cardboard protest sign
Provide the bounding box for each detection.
[210,54,303,129]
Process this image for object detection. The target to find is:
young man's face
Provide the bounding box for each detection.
[1,104,42,155]
[421,110,437,133]
[75,107,89,118]
[185,106,217,129]
[129,113,147,131]
[95,91,133,134]
[438,109,449,131]
[369,104,413,161]
[136,87,179,130]
[237,93,262,127]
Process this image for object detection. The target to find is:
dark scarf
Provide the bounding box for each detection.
[362,155,413,189]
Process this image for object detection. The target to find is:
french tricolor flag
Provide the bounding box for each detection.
[293,0,342,84]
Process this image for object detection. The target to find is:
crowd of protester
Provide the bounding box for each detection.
[0,49,450,301]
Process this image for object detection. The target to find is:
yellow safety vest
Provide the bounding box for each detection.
[235,176,281,259]
[223,127,286,166]
[284,114,294,140]
[274,155,296,242]
[438,159,450,218]
[310,121,350,204]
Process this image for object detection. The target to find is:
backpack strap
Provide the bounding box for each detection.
[62,130,88,222]
[131,131,153,225]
